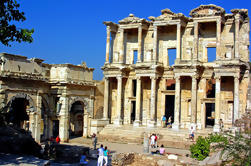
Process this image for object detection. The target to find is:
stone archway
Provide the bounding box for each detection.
[6,93,36,130]
[69,100,85,137]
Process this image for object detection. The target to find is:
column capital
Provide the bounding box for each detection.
[234,75,240,80]
[150,76,157,80]
[116,75,123,80]
[216,18,222,25]
[174,75,180,80]
[136,76,142,80]
[104,76,109,81]
[214,75,221,80]
[192,74,199,80]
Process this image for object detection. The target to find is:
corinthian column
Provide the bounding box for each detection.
[233,76,240,123]
[138,25,142,62]
[134,77,141,127]
[191,76,197,129]
[119,28,124,63]
[214,76,221,132]
[216,19,221,60]
[105,26,111,63]
[176,23,181,60]
[193,22,198,61]
[114,76,123,125]
[234,14,240,59]
[173,76,181,130]
[103,77,109,119]
[148,76,157,127]
[153,26,158,62]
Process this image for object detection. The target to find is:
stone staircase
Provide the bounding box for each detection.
[98,124,211,149]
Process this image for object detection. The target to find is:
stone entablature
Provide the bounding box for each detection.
[101,5,250,132]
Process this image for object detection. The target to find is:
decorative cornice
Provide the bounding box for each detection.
[190,4,225,18]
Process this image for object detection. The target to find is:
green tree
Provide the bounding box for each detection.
[0,0,34,46]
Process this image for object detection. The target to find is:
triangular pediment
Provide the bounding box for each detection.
[119,14,147,24]
[190,4,225,18]
[149,9,186,21]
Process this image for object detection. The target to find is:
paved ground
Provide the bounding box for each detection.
[0,137,190,166]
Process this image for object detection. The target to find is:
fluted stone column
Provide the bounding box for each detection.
[216,19,221,60]
[233,76,240,123]
[34,94,42,143]
[176,23,181,60]
[134,77,141,127]
[137,25,142,62]
[148,76,157,127]
[114,76,122,125]
[59,96,69,142]
[153,26,158,62]
[191,76,197,129]
[119,28,124,63]
[103,77,109,120]
[173,76,181,130]
[214,76,221,132]
[193,22,198,61]
[105,26,111,63]
[234,14,240,59]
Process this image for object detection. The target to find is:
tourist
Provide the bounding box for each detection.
[97,144,104,166]
[79,151,88,165]
[150,134,156,148]
[56,135,60,144]
[162,115,166,127]
[189,126,195,142]
[92,133,97,150]
[104,146,109,166]
[154,134,158,148]
[159,144,165,155]
[219,119,224,131]
[167,116,172,127]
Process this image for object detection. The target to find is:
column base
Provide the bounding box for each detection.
[213,124,220,132]
[133,120,141,127]
[196,123,202,130]
[172,123,180,131]
[147,120,156,128]
[113,119,123,126]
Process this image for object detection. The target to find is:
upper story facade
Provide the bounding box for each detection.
[102,4,249,77]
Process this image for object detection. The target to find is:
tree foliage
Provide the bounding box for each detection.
[0,0,34,46]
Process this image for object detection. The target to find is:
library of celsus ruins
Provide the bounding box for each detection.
[0,4,250,144]
[101,4,250,133]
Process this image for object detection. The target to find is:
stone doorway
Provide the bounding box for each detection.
[7,98,30,129]
[165,95,175,123]
[130,101,136,124]
[205,103,215,128]
[53,120,59,138]
[69,101,84,138]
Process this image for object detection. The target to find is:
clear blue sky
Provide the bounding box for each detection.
[0,0,250,80]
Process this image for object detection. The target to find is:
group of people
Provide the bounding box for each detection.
[162,115,172,128]
[97,144,109,166]
[150,133,158,148]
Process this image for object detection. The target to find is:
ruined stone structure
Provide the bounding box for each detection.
[0,53,99,142]
[102,5,250,132]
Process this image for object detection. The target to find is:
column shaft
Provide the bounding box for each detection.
[138,26,142,62]
[193,22,198,60]
[134,77,141,126]
[234,76,240,123]
[191,76,197,124]
[176,23,181,59]
[115,76,122,124]
[119,29,124,63]
[173,76,181,130]
[216,19,221,60]
[214,77,221,132]
[105,26,111,63]
[103,77,109,119]
[153,26,158,62]
[150,77,157,120]
[234,15,240,58]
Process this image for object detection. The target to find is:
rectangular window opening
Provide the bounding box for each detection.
[133,50,138,64]
[167,48,176,66]
[207,47,216,62]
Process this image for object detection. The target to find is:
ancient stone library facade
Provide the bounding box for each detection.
[0,53,105,143]
[0,4,250,144]
[102,5,250,132]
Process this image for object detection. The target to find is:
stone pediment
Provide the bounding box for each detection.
[149,9,187,21]
[119,14,147,24]
[190,4,225,18]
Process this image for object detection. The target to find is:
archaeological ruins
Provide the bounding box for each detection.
[0,4,250,144]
